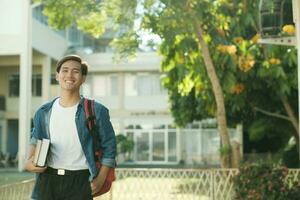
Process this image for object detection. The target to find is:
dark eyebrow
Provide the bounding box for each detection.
[61,66,81,71]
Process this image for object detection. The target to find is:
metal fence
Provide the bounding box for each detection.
[0,168,299,200]
[0,179,34,200]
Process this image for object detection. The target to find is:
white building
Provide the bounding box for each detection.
[0,0,242,171]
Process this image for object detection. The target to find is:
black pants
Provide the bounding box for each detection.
[36,168,93,200]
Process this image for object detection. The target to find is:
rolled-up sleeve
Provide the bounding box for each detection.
[29,112,40,145]
[97,107,117,168]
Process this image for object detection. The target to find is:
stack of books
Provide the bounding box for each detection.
[33,138,50,167]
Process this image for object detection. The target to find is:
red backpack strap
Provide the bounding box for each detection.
[84,98,101,161]
[84,99,96,131]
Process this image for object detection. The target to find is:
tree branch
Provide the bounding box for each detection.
[280,96,299,145]
[253,107,290,121]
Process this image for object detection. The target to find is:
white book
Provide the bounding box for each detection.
[33,138,50,167]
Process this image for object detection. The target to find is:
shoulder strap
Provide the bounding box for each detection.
[84,98,101,162]
[84,99,96,131]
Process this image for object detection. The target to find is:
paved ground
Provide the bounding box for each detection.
[0,168,34,186]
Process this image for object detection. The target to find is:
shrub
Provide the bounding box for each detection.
[116,134,134,161]
[233,163,300,200]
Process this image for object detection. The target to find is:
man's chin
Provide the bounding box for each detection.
[62,86,79,91]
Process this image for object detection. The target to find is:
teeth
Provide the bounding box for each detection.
[66,81,73,83]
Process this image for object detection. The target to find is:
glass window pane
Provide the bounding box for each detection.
[168,131,177,162]
[51,74,58,85]
[136,132,149,161]
[93,76,106,96]
[137,75,151,95]
[32,74,42,97]
[110,76,118,96]
[125,74,137,96]
[125,132,134,161]
[135,74,167,96]
[9,75,19,97]
[153,132,165,161]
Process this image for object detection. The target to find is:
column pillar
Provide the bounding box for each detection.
[18,0,32,171]
[293,0,300,165]
[1,120,7,154]
[118,73,125,133]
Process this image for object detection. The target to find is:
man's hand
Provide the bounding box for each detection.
[24,156,47,173]
[90,165,110,195]
[24,145,47,173]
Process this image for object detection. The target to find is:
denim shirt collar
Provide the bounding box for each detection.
[40,96,85,112]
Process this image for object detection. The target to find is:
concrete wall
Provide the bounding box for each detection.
[32,19,68,59]
[0,0,24,55]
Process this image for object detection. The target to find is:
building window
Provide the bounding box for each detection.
[32,74,42,97]
[9,74,42,97]
[136,132,150,161]
[93,76,106,96]
[32,5,48,25]
[51,74,58,85]
[125,74,137,96]
[110,76,119,96]
[125,123,177,163]
[153,131,165,161]
[125,73,167,96]
[9,75,19,97]
[168,131,177,161]
[93,75,119,97]
[68,25,82,46]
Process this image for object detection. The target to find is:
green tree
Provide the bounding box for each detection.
[36,0,298,167]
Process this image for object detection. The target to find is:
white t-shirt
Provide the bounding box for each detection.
[47,98,88,170]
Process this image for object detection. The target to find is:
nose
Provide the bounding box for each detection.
[66,70,73,77]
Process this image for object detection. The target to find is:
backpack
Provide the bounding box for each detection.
[84,98,116,196]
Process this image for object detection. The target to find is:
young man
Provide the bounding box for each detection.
[25,55,116,200]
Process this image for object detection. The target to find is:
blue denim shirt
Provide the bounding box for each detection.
[30,97,116,199]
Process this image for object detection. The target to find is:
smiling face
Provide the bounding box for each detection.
[56,60,86,92]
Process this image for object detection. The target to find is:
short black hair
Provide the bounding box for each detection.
[56,55,88,75]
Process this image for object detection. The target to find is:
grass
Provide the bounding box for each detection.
[0,170,34,186]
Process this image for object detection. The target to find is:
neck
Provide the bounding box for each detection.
[59,91,81,107]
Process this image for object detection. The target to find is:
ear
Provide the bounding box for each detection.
[81,75,86,84]
[56,73,59,81]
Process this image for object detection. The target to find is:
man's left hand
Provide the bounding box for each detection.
[90,165,110,195]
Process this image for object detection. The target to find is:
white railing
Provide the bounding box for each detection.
[0,168,299,200]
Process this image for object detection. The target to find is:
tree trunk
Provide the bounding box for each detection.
[192,21,232,168]
[280,96,299,146]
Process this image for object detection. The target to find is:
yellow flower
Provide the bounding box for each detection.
[233,37,243,44]
[231,83,245,94]
[226,45,237,55]
[217,44,236,55]
[238,55,255,72]
[282,25,295,35]
[269,58,281,65]
[217,45,227,53]
[251,33,260,44]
